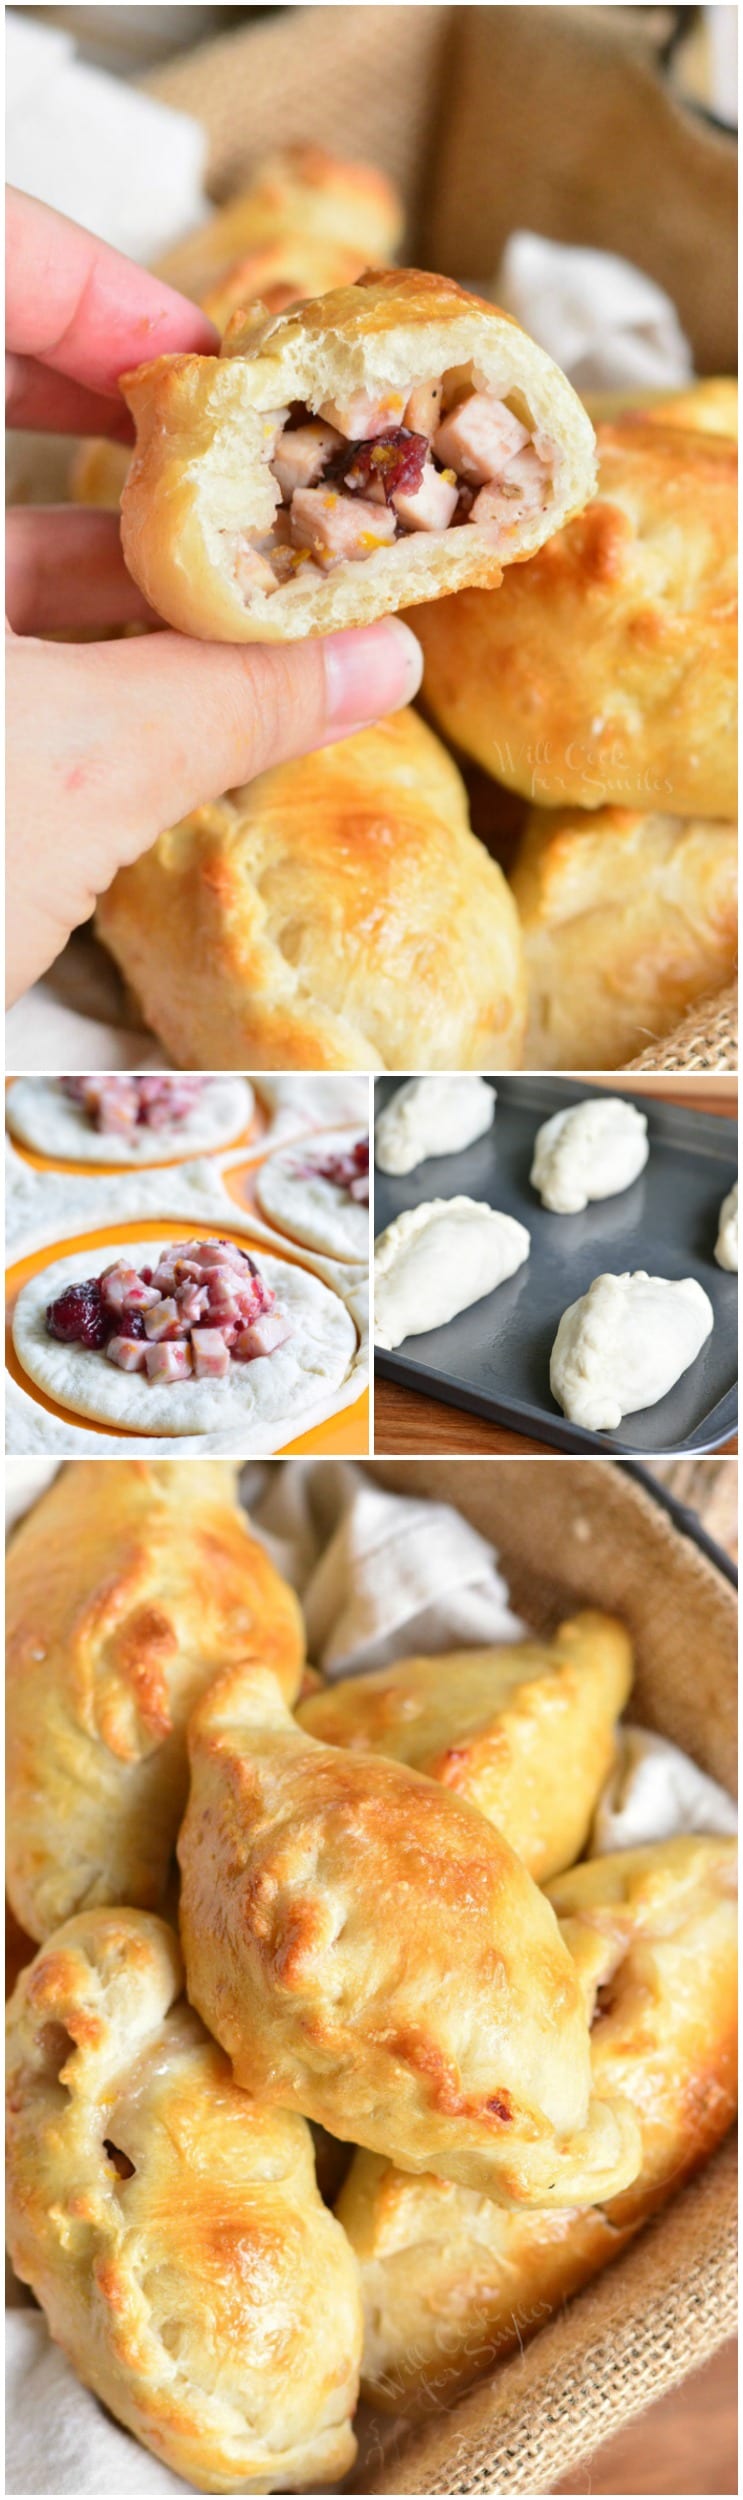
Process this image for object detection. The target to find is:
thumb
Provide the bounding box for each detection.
[91,615,424,866]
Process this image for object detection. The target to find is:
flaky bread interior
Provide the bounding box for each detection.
[120,269,596,642]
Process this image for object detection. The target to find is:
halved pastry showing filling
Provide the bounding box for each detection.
[120,269,596,641]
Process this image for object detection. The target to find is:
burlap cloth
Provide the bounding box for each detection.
[144,5,737,375]
[142,4,737,1077]
[349,1459,738,2494]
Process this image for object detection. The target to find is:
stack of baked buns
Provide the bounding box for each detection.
[67,142,736,1072]
[6,1463,737,2491]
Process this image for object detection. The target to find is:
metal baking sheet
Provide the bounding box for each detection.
[373,1078,738,1456]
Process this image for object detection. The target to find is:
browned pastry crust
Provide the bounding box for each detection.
[642,376,738,438]
[510,804,738,1069]
[177,1663,641,2212]
[96,710,527,1071]
[298,1611,633,1881]
[70,229,368,514]
[155,143,404,299]
[119,268,596,642]
[414,420,737,816]
[6,1461,304,1940]
[337,1835,737,2413]
[6,1910,362,2490]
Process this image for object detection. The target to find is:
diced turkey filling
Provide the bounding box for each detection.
[236,375,556,594]
[61,1074,207,1137]
[291,1137,369,1205]
[45,1238,292,1382]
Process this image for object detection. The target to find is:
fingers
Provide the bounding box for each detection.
[90,617,425,868]
[6,508,155,634]
[5,353,134,439]
[6,188,219,402]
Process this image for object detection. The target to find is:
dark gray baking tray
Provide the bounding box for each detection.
[373,1077,738,1456]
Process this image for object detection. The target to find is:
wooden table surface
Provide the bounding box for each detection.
[374,1076,738,1458]
[554,2338,737,2495]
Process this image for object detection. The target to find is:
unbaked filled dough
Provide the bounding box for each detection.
[531,1096,648,1213]
[550,1271,714,1433]
[375,1074,495,1175]
[714,1181,738,1272]
[374,1197,530,1349]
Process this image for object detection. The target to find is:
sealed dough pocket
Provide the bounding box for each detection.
[374,1196,531,1349]
[119,268,596,642]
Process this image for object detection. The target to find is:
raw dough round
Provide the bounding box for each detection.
[13,1240,356,1441]
[6,1075,253,1164]
[256,1128,369,1261]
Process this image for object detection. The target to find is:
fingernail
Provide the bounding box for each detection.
[323,618,423,729]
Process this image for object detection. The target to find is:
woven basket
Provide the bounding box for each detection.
[353,1458,737,2494]
[144,5,738,1076]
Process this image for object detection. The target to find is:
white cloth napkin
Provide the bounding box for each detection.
[5,2314,185,2495]
[242,1459,526,1671]
[591,1723,737,1851]
[496,229,694,392]
[6,10,208,264]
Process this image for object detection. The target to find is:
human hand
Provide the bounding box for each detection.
[6,189,423,1003]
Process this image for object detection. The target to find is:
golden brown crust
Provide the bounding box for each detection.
[6,1909,362,2491]
[510,803,738,1069]
[177,1663,640,2211]
[642,376,738,439]
[96,710,526,1071]
[119,268,596,642]
[337,1835,737,2413]
[415,419,737,815]
[6,1461,304,1940]
[155,144,404,300]
[297,1612,633,1882]
[69,231,366,513]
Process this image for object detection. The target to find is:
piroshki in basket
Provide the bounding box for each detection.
[337,1456,737,2495]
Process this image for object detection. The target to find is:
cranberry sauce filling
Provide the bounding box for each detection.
[331,428,428,505]
[292,1137,369,1205]
[61,1074,207,1138]
[45,1240,292,1383]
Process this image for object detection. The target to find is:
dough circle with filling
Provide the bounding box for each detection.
[256,1128,369,1260]
[13,1240,356,1439]
[6,1074,253,1164]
